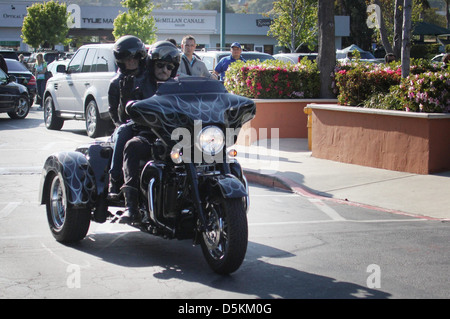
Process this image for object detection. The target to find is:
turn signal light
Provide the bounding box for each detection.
[228,149,237,157]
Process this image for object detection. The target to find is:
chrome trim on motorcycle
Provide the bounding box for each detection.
[148,178,174,236]
[243,175,250,214]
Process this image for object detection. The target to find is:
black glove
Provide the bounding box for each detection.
[119,75,135,105]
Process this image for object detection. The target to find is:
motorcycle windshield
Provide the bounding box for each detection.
[127,77,256,136]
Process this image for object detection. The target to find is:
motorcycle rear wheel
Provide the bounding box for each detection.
[45,173,91,243]
[200,197,248,275]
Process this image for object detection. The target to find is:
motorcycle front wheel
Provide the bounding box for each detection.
[45,173,91,243]
[200,197,248,275]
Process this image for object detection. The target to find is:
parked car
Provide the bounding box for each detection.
[0,49,19,60]
[196,50,275,73]
[431,53,445,63]
[273,52,318,63]
[43,43,117,137]
[5,58,37,106]
[0,68,30,119]
[336,45,382,63]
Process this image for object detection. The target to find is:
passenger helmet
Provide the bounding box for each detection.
[113,35,147,74]
[148,41,181,77]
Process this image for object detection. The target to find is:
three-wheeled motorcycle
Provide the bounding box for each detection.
[39,77,256,275]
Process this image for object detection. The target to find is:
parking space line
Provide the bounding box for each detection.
[249,218,427,227]
[0,202,20,218]
[308,198,346,221]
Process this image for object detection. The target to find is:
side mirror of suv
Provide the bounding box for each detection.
[56,64,66,73]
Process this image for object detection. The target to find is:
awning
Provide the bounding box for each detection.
[413,22,450,36]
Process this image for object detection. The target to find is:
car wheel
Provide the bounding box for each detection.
[44,96,64,130]
[85,99,107,138]
[8,94,30,119]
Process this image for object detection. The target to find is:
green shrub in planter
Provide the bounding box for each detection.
[224,59,320,99]
[334,63,402,106]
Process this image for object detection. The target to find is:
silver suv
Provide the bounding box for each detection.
[43,43,117,137]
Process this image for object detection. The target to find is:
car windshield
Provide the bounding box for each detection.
[0,68,7,82]
[44,53,59,64]
[242,53,274,61]
[5,59,29,72]
[1,51,18,60]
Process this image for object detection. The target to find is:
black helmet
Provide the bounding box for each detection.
[148,41,181,77]
[113,35,147,74]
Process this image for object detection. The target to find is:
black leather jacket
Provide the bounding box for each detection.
[108,69,158,126]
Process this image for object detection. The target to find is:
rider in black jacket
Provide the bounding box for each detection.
[108,35,149,197]
[120,41,181,224]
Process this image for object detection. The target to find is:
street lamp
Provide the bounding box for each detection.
[221,0,226,49]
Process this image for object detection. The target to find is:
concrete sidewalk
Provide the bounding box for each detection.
[236,138,450,221]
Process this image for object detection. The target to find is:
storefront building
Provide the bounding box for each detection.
[1,2,349,53]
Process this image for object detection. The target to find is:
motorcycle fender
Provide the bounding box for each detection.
[80,143,112,195]
[39,151,96,208]
[206,174,247,199]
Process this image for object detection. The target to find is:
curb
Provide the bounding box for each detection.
[243,168,448,221]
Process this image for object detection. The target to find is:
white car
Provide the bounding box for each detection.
[431,53,445,63]
[195,50,275,73]
[43,43,117,138]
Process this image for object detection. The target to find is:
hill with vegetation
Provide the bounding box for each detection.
[50,0,275,14]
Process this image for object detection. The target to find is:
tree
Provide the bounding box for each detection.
[268,0,318,52]
[199,0,235,12]
[318,0,335,98]
[402,0,413,77]
[369,0,425,58]
[335,0,373,50]
[21,1,70,49]
[113,0,157,44]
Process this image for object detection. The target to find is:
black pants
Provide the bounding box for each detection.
[122,135,153,190]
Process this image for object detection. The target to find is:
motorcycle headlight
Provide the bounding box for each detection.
[196,126,225,156]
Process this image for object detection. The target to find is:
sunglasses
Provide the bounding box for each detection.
[155,62,175,71]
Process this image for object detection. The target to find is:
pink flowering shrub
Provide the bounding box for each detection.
[333,62,402,106]
[224,59,319,99]
[383,71,450,112]
[334,59,450,113]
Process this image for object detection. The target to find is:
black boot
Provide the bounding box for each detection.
[119,186,139,224]
[107,177,122,200]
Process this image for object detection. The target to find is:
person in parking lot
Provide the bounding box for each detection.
[34,53,48,109]
[108,35,149,199]
[178,35,218,79]
[443,53,450,66]
[213,42,246,81]
[384,53,396,63]
[0,54,8,74]
[119,41,181,224]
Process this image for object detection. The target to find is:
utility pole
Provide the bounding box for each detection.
[221,0,226,49]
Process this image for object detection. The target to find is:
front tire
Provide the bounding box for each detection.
[44,96,64,130]
[85,99,108,138]
[200,197,248,275]
[8,94,30,119]
[45,172,91,243]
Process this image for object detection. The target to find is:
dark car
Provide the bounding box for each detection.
[27,51,61,71]
[5,58,37,105]
[0,50,19,60]
[0,68,30,119]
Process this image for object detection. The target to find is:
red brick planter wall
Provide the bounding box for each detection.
[309,104,450,174]
[236,99,337,145]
